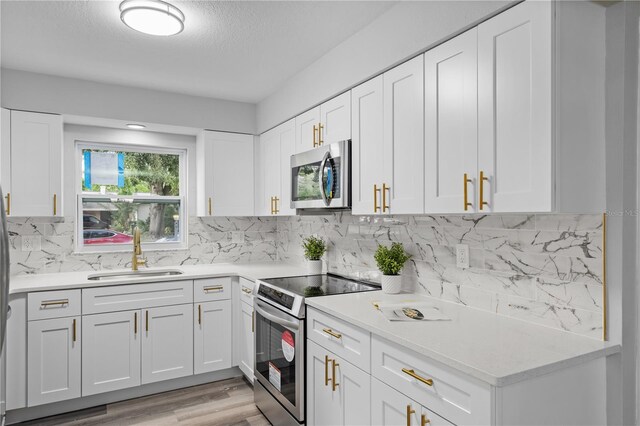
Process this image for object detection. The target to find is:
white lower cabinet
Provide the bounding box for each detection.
[27,317,81,406]
[307,340,371,426]
[194,300,232,374]
[238,300,254,381]
[82,310,141,396]
[372,377,453,426]
[142,304,194,384]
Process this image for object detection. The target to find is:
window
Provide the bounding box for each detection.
[77,143,186,252]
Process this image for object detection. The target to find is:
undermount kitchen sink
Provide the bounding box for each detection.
[87,269,184,281]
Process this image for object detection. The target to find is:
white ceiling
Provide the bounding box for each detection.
[1,1,395,103]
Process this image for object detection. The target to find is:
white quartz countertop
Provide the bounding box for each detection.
[9,262,311,294]
[305,292,620,387]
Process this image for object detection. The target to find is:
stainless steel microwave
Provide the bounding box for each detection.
[290,140,351,210]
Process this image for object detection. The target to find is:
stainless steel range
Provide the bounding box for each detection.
[252,274,379,425]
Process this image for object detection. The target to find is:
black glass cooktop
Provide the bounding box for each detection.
[260,274,379,299]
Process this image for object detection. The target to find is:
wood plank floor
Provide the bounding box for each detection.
[19,378,270,426]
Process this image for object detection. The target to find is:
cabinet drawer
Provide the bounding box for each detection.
[28,290,81,320]
[82,280,194,314]
[307,307,371,373]
[371,335,491,426]
[239,277,255,305]
[194,277,231,302]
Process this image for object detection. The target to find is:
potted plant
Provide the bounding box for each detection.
[374,242,411,294]
[302,236,326,275]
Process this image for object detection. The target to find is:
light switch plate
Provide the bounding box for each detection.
[231,231,245,244]
[456,244,469,269]
[22,235,42,252]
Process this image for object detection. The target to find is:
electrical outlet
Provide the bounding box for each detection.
[231,231,245,244]
[456,244,469,269]
[22,235,42,252]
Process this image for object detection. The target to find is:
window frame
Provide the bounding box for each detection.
[75,141,187,253]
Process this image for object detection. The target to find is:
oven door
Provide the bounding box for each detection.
[254,299,305,422]
[290,140,350,210]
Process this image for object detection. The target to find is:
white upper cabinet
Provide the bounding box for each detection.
[383,55,425,215]
[295,92,351,153]
[351,76,384,216]
[425,28,479,214]
[0,109,63,217]
[196,131,254,217]
[258,119,295,216]
[477,1,552,212]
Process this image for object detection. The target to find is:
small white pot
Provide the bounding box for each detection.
[306,260,323,275]
[380,274,403,294]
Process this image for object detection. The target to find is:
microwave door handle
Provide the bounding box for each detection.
[320,151,331,207]
[255,302,300,331]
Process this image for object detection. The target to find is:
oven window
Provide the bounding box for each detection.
[255,312,298,407]
[292,163,321,201]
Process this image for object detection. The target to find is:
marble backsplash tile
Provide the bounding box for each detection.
[6,211,605,339]
[7,216,278,275]
[276,213,605,340]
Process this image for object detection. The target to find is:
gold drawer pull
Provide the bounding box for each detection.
[374,184,381,213]
[5,193,10,215]
[198,304,202,325]
[479,170,489,210]
[331,359,339,391]
[463,173,472,211]
[322,328,342,339]
[242,287,253,295]
[406,405,415,426]
[318,123,324,146]
[203,285,224,292]
[53,193,57,216]
[421,414,431,426]
[252,310,255,333]
[402,368,433,387]
[72,318,77,342]
[324,355,331,386]
[146,310,149,332]
[41,299,69,307]
[134,312,137,335]
[208,197,212,215]
[382,183,390,213]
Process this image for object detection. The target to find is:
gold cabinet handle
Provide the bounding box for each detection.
[134,312,138,335]
[313,125,318,147]
[53,193,57,216]
[5,192,10,215]
[252,310,255,333]
[208,197,212,215]
[41,299,69,307]
[242,287,252,295]
[382,183,390,213]
[479,170,489,210]
[421,414,431,426]
[273,196,280,215]
[270,196,274,215]
[374,184,381,213]
[318,123,324,146]
[198,304,202,325]
[331,359,339,391]
[463,173,472,211]
[322,328,342,339]
[145,310,149,332]
[324,355,331,386]
[72,318,77,342]
[402,368,434,387]
[406,405,416,426]
[203,285,224,292]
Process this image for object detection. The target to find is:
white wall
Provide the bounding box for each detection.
[2,69,256,134]
[256,0,514,133]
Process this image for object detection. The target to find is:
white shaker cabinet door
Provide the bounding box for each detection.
[238,300,254,382]
[82,310,141,396]
[8,110,63,217]
[478,0,553,212]
[307,340,341,426]
[425,28,478,214]
[194,300,232,375]
[295,106,321,153]
[320,92,351,146]
[371,377,421,426]
[351,76,384,216]
[142,304,193,384]
[383,55,425,215]
[27,316,81,406]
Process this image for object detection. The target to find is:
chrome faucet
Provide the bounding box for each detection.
[132,227,147,271]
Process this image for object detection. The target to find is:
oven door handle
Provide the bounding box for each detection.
[255,301,300,331]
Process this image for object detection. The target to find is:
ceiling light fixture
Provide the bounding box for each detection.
[120,0,185,36]
[126,124,146,130]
